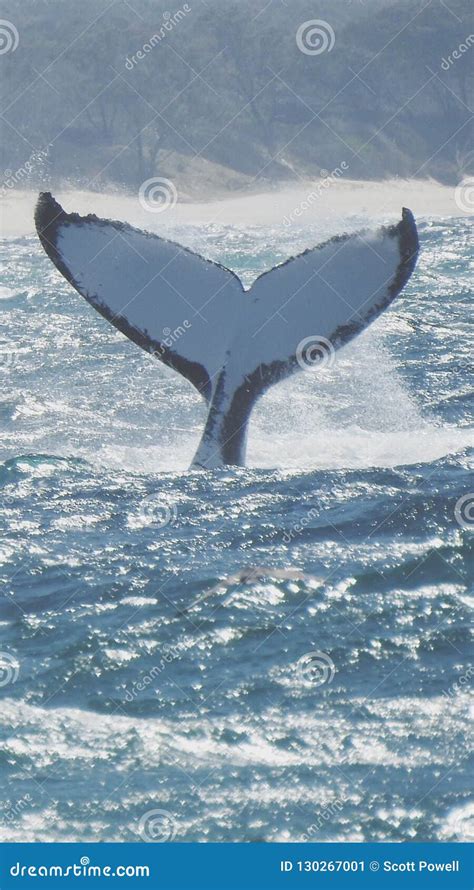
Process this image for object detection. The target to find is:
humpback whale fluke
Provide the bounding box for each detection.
[35,192,419,469]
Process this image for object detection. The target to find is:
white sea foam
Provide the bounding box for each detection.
[0,178,468,239]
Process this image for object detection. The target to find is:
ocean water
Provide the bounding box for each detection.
[0,207,472,844]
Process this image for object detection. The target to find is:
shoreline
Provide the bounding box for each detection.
[0,178,470,238]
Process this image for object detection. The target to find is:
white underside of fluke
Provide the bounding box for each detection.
[34,194,419,468]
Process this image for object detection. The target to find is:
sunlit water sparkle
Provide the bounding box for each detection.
[0,212,472,843]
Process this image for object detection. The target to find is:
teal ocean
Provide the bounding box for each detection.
[0,213,472,842]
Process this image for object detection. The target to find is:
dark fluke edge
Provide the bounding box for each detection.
[35,192,419,469]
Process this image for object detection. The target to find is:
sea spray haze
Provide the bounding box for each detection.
[0,0,473,846]
[0,0,472,192]
[0,203,472,842]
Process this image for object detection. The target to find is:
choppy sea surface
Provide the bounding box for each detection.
[0,207,472,843]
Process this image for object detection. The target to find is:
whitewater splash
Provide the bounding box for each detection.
[34,192,419,468]
[0,202,472,842]
[0,178,468,238]
[0,189,472,474]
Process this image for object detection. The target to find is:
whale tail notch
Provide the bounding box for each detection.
[35,192,419,468]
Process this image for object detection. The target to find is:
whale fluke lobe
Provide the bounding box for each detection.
[35,192,419,469]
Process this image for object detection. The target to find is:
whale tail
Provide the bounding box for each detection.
[35,192,418,468]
